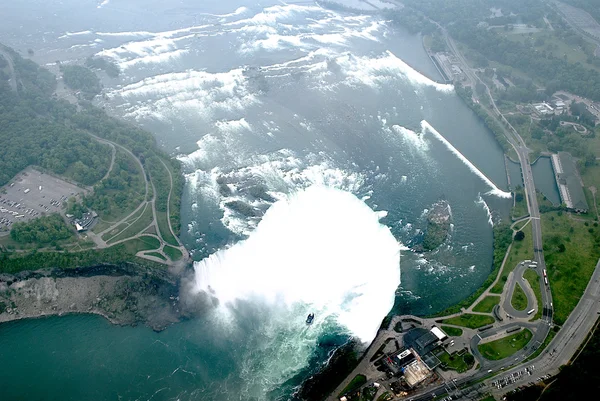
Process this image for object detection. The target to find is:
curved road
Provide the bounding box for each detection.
[502,262,538,319]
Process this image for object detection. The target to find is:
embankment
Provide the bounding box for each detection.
[0,263,187,331]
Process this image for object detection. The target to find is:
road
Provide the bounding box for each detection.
[501,262,537,319]
[485,259,600,398]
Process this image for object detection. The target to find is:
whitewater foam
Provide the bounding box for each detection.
[192,186,401,343]
[421,121,512,198]
[475,194,494,226]
[184,147,368,236]
[109,68,258,122]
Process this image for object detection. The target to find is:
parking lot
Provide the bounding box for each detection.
[0,167,87,232]
[491,365,543,390]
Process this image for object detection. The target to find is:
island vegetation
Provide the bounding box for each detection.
[421,199,451,251]
[60,64,102,99]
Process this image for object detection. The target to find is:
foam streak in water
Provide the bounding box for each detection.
[475,193,494,226]
[192,186,401,343]
[421,121,511,198]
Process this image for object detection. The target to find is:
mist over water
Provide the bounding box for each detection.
[188,186,400,399]
[193,186,401,343]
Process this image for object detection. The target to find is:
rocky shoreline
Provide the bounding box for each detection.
[0,263,190,331]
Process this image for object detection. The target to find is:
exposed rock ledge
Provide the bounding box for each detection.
[0,263,185,331]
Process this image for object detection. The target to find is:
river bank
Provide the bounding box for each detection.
[0,263,192,331]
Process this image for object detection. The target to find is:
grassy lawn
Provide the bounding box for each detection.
[163,245,183,261]
[91,149,146,228]
[542,212,600,325]
[478,329,533,361]
[121,236,160,253]
[0,239,166,273]
[123,203,147,224]
[437,351,475,373]
[145,251,167,261]
[473,296,501,313]
[441,326,464,337]
[512,219,529,232]
[512,187,529,219]
[441,314,495,329]
[0,234,26,250]
[524,269,543,320]
[511,282,528,311]
[490,224,533,293]
[106,204,153,244]
[338,374,367,398]
[500,31,599,72]
[156,211,178,246]
[581,164,600,220]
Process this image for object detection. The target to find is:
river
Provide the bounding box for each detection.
[0,1,511,399]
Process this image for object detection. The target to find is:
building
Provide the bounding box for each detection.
[403,358,432,387]
[430,326,448,342]
[71,211,98,232]
[532,102,554,116]
[551,152,589,213]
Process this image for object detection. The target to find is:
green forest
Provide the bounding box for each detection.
[0,47,111,187]
[84,149,145,218]
[10,214,74,244]
[60,64,102,99]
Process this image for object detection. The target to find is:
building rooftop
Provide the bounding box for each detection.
[403,359,432,387]
[430,326,448,341]
[552,152,589,212]
[415,331,439,352]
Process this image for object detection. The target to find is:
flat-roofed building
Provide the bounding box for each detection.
[551,152,589,213]
[430,326,448,342]
[403,359,432,387]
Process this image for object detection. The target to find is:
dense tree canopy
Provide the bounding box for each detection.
[60,64,101,99]
[0,50,111,187]
[10,214,73,244]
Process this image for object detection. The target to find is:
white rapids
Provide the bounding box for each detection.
[192,185,401,343]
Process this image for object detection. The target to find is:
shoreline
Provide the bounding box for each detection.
[0,262,192,332]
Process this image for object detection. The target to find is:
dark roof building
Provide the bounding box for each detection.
[551,152,589,213]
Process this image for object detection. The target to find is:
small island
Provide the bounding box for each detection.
[421,199,452,251]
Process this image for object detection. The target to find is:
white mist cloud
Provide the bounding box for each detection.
[192,185,401,343]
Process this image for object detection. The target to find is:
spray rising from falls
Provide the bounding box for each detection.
[192,186,401,343]
[421,121,512,198]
